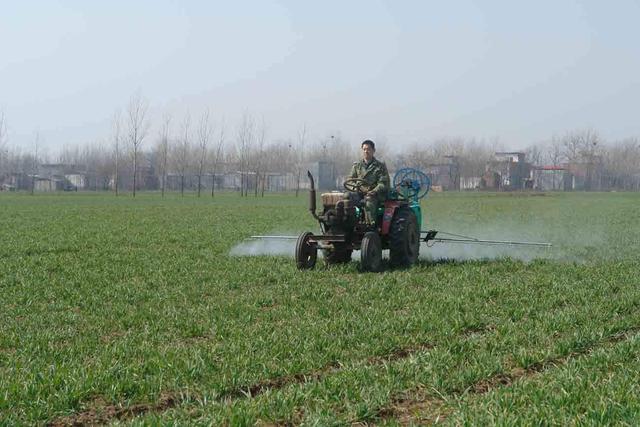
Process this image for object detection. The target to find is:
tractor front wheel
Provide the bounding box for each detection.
[295,231,317,270]
[360,231,382,272]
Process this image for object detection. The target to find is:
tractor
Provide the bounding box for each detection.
[295,168,431,271]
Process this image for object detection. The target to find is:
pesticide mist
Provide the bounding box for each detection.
[228,228,553,263]
[228,199,629,264]
[230,237,296,257]
[418,223,553,262]
[420,214,609,263]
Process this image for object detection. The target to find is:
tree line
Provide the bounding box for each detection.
[1,97,640,194]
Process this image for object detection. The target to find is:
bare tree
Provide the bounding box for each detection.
[58,143,82,165]
[399,141,429,170]
[176,113,192,197]
[560,129,600,163]
[83,143,111,191]
[237,111,254,197]
[158,113,172,197]
[262,139,295,189]
[456,138,493,178]
[525,143,544,166]
[211,118,226,197]
[559,129,601,190]
[127,92,150,197]
[547,137,564,190]
[196,109,213,197]
[327,134,356,184]
[294,124,307,196]
[111,111,123,196]
[254,117,267,197]
[603,138,640,190]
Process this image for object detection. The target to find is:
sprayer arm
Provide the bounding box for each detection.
[421,230,551,247]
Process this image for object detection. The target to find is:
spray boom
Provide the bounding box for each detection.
[421,230,551,248]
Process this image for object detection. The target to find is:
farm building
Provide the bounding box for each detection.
[2,173,30,191]
[33,176,63,192]
[423,156,461,191]
[308,160,338,190]
[460,176,482,190]
[39,164,86,191]
[0,170,82,192]
[532,161,605,192]
[532,166,565,191]
[65,174,85,189]
[481,152,533,190]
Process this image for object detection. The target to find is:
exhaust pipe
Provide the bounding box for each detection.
[307,171,319,220]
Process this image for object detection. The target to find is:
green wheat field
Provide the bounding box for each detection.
[1,191,639,425]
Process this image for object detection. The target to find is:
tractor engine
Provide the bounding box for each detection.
[319,191,361,230]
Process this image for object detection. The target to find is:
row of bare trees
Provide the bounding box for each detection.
[396,137,505,178]
[3,100,640,193]
[104,97,309,196]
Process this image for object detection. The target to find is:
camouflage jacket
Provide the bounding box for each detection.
[349,157,390,198]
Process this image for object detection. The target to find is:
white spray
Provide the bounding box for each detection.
[230,237,297,257]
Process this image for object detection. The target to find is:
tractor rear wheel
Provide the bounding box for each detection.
[295,231,317,270]
[323,244,353,265]
[360,231,382,272]
[389,207,420,267]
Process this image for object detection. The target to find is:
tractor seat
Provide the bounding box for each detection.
[321,191,346,207]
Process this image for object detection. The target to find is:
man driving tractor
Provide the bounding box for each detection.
[347,140,390,227]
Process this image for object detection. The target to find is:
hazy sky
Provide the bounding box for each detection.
[2,0,640,155]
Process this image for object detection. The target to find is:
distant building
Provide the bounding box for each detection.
[460,176,482,190]
[39,163,85,191]
[308,161,337,190]
[65,174,85,190]
[532,166,565,191]
[33,176,59,192]
[423,156,460,191]
[482,152,533,190]
[4,173,29,191]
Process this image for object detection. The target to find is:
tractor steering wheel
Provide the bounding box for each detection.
[343,178,369,194]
